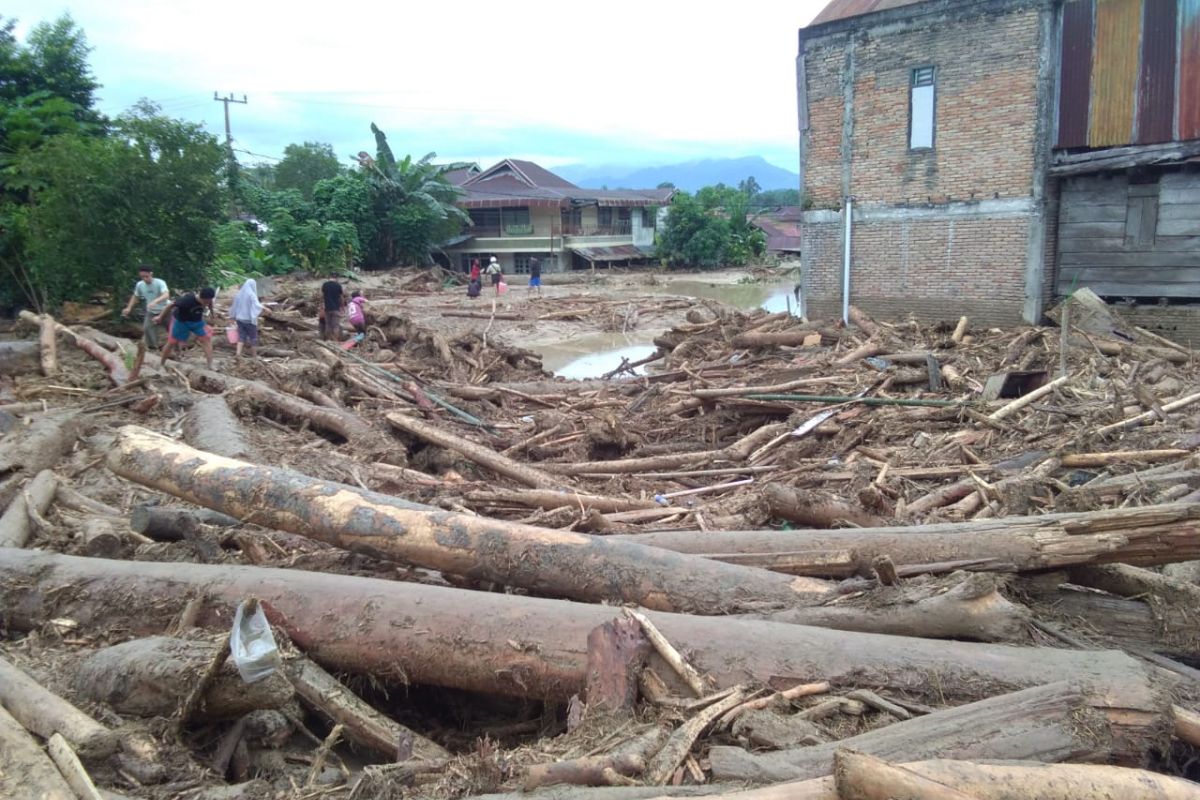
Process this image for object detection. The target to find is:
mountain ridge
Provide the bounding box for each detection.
[556,156,798,193]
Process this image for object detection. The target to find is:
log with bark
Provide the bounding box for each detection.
[0,704,74,800]
[0,340,40,376]
[708,679,1170,783]
[586,617,651,715]
[0,469,56,548]
[386,412,566,490]
[543,424,790,476]
[106,425,817,614]
[74,636,294,720]
[19,311,129,385]
[0,549,1161,704]
[39,313,58,376]
[616,503,1200,577]
[184,395,256,460]
[130,504,243,541]
[763,484,888,529]
[0,653,118,759]
[287,656,449,762]
[0,409,78,511]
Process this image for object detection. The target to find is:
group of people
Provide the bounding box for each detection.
[121,266,224,370]
[319,277,367,342]
[466,256,541,298]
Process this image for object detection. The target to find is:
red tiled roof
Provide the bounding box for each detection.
[809,0,928,26]
[750,208,803,253]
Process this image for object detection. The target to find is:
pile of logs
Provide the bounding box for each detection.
[0,279,1199,798]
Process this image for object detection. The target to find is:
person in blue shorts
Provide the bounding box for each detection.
[158,287,216,370]
[528,256,542,296]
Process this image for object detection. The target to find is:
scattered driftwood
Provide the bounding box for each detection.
[646,689,747,785]
[106,425,817,614]
[39,313,58,376]
[20,311,129,385]
[0,704,74,800]
[0,409,78,511]
[0,653,118,759]
[0,469,56,548]
[466,488,658,514]
[74,636,293,720]
[287,656,449,762]
[763,484,887,529]
[130,504,241,541]
[708,679,1169,782]
[47,733,105,800]
[0,549,1158,704]
[524,754,646,791]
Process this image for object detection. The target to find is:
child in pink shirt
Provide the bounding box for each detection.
[347,291,367,335]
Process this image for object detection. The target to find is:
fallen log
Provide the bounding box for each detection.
[106,425,815,614]
[1097,390,1200,436]
[75,636,293,720]
[1060,449,1193,467]
[524,754,646,791]
[542,424,790,476]
[173,364,375,446]
[0,653,118,759]
[184,395,256,461]
[0,409,78,511]
[0,549,1161,704]
[615,503,1200,576]
[834,750,976,800]
[19,311,129,385]
[39,313,58,376]
[386,412,565,490]
[47,733,105,800]
[0,704,74,800]
[80,515,126,558]
[763,484,887,529]
[130,504,242,541]
[0,469,56,548]
[466,488,658,514]
[0,340,39,376]
[287,656,449,762]
[708,679,1169,783]
[729,325,826,349]
[748,573,1031,643]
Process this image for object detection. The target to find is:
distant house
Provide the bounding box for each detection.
[797,0,1200,335]
[443,159,675,274]
[750,206,803,257]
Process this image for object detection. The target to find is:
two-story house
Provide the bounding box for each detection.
[443,159,674,275]
[798,0,1200,339]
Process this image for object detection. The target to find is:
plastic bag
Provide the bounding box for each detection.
[497,281,508,295]
[230,600,279,683]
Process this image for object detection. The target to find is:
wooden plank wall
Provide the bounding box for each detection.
[1057,171,1200,297]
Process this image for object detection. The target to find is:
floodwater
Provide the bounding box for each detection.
[539,280,800,379]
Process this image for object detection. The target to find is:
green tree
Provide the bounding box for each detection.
[274,141,340,200]
[357,123,470,265]
[737,175,761,198]
[656,187,765,270]
[751,188,802,209]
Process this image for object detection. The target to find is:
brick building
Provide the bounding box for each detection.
[798,0,1200,337]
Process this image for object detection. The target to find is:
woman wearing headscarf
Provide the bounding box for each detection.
[229,278,266,358]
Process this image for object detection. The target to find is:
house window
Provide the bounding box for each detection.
[502,207,532,235]
[909,66,936,150]
[562,208,582,233]
[469,209,501,235]
[641,208,655,228]
[598,207,614,227]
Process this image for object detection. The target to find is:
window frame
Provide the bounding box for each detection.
[908,65,937,152]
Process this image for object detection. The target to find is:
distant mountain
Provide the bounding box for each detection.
[556,156,798,193]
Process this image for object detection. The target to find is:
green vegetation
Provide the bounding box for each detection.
[656,183,766,269]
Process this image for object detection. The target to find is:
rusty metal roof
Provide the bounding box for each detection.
[809,0,928,26]
[457,160,674,209]
[570,245,654,262]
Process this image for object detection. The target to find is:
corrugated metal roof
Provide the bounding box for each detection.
[570,245,653,262]
[1089,0,1143,147]
[808,0,927,26]
[1058,0,1095,148]
[457,161,674,209]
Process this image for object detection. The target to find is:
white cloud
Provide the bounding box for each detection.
[11,0,829,170]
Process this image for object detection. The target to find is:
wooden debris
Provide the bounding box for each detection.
[0,654,117,759]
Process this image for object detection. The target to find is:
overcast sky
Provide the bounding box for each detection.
[10,1,828,172]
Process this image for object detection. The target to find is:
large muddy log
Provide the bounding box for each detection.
[616,503,1200,576]
[762,484,888,529]
[0,410,78,511]
[0,549,1160,704]
[106,426,814,614]
[0,340,39,375]
[184,395,256,460]
[708,679,1170,783]
[75,636,293,720]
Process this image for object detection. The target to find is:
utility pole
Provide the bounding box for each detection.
[212,92,248,150]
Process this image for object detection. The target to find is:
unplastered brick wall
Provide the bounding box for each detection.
[802,214,1030,326]
[800,0,1044,206]
[1106,305,1200,348]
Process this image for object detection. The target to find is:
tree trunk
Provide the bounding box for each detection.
[763,484,888,529]
[39,313,58,376]
[543,424,790,476]
[20,312,129,385]
[834,750,977,800]
[386,412,566,490]
[586,618,651,715]
[287,656,448,762]
[0,340,40,376]
[748,573,1031,643]
[130,504,242,541]
[74,636,293,720]
[173,364,375,446]
[106,425,815,614]
[0,410,78,511]
[80,515,126,558]
[0,549,1159,704]
[615,503,1200,576]
[0,469,56,548]
[0,704,74,800]
[184,395,256,461]
[729,325,826,349]
[0,654,117,760]
[708,679,1169,783]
